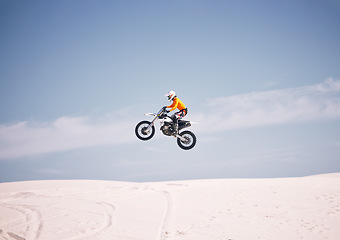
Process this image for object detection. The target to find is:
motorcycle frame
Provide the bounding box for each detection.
[144,108,187,141]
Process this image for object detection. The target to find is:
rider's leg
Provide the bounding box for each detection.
[170,114,177,135]
[174,109,187,135]
[173,112,183,135]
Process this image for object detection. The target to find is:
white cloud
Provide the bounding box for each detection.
[0,115,136,159]
[1,79,339,160]
[193,78,340,132]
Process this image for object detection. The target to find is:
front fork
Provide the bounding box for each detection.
[146,115,158,132]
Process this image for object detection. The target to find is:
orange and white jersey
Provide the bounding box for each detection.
[167,97,186,112]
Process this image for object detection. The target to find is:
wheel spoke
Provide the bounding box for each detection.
[177,130,196,150]
[135,121,155,141]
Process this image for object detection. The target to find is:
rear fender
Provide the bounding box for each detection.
[178,121,191,130]
[178,120,198,130]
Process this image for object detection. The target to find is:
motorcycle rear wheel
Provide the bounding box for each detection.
[135,121,155,141]
[177,130,196,150]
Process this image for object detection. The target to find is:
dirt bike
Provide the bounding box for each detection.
[135,107,197,150]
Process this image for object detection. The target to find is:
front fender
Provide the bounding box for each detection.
[145,113,156,116]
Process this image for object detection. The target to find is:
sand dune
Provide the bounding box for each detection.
[1,174,340,240]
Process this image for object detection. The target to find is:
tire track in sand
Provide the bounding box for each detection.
[63,201,116,240]
[0,204,42,240]
[0,199,115,240]
[158,191,173,240]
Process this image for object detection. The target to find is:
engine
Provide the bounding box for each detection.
[160,122,174,136]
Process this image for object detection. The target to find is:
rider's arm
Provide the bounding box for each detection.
[167,98,178,111]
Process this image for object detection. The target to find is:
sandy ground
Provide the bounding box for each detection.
[1,174,340,240]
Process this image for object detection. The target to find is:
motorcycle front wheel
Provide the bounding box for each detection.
[135,121,155,141]
[177,130,196,150]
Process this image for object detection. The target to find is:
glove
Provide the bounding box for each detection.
[163,106,169,113]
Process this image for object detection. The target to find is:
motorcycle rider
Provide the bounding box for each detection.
[164,90,188,135]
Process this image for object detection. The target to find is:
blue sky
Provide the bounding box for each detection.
[1,0,340,182]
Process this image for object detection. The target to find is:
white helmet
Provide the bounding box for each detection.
[165,90,176,101]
